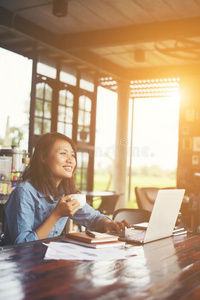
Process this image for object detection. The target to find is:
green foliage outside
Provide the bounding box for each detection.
[0,126,25,148]
[93,165,177,209]
[9,127,24,147]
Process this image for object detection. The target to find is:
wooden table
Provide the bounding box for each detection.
[1,233,200,299]
[82,190,119,205]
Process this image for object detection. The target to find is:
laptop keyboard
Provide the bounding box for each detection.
[119,229,146,243]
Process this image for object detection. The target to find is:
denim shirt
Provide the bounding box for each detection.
[4,181,109,245]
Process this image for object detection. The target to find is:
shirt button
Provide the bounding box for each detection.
[43,212,47,215]
[55,231,58,234]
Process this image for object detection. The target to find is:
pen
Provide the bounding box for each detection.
[86,230,96,238]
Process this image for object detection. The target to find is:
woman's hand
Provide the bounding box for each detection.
[35,195,80,240]
[53,195,80,219]
[98,218,131,234]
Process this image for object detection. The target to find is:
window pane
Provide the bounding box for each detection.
[65,124,72,138]
[79,95,91,111]
[59,90,74,107]
[85,97,91,111]
[66,107,73,123]
[79,96,85,110]
[44,102,51,118]
[35,100,43,117]
[37,62,56,79]
[59,90,66,105]
[57,122,64,134]
[81,169,88,183]
[84,112,91,126]
[57,122,72,138]
[60,71,77,86]
[75,172,81,187]
[80,79,94,92]
[76,152,89,189]
[43,120,51,133]
[76,152,82,169]
[45,85,52,101]
[78,110,85,126]
[34,117,42,135]
[83,152,89,164]
[58,106,65,121]
[36,83,45,98]
[77,95,91,142]
[67,91,74,106]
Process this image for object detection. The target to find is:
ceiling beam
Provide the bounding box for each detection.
[66,49,127,79]
[0,7,127,79]
[1,6,200,81]
[0,7,59,49]
[59,16,200,49]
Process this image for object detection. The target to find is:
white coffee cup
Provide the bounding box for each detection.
[70,194,86,208]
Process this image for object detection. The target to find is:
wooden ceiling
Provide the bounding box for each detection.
[1,0,200,80]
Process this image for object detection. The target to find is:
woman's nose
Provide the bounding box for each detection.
[66,154,71,161]
[66,153,73,162]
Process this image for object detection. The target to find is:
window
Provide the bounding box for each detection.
[34,81,52,135]
[76,152,89,191]
[77,95,92,142]
[57,89,74,138]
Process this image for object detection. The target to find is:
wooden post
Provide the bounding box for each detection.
[113,80,130,209]
[28,45,37,155]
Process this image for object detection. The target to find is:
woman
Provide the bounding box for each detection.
[4,132,130,245]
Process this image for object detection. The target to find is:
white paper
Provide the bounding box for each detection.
[43,242,135,261]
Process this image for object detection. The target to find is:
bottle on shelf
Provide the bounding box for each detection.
[11,166,21,181]
[20,156,30,177]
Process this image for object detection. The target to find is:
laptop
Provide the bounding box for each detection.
[119,189,185,244]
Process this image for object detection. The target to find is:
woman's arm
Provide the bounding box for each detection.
[35,195,80,239]
[4,184,80,244]
[71,203,131,233]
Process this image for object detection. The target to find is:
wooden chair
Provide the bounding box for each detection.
[96,193,120,217]
[113,208,151,224]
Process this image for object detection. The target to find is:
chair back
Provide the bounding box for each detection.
[135,187,176,212]
[97,194,120,216]
[113,208,151,224]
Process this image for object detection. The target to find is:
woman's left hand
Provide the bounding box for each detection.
[98,218,131,234]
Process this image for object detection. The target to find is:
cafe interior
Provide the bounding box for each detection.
[1,1,200,299]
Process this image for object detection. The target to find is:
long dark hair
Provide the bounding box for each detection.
[23,132,77,198]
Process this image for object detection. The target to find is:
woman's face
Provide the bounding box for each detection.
[46,139,76,187]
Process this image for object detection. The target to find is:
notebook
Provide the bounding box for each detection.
[62,238,126,249]
[119,189,185,244]
[63,231,126,248]
[65,231,119,243]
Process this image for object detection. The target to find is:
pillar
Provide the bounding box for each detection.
[113,80,130,209]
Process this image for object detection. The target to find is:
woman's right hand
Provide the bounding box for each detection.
[35,195,80,240]
[53,195,80,218]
